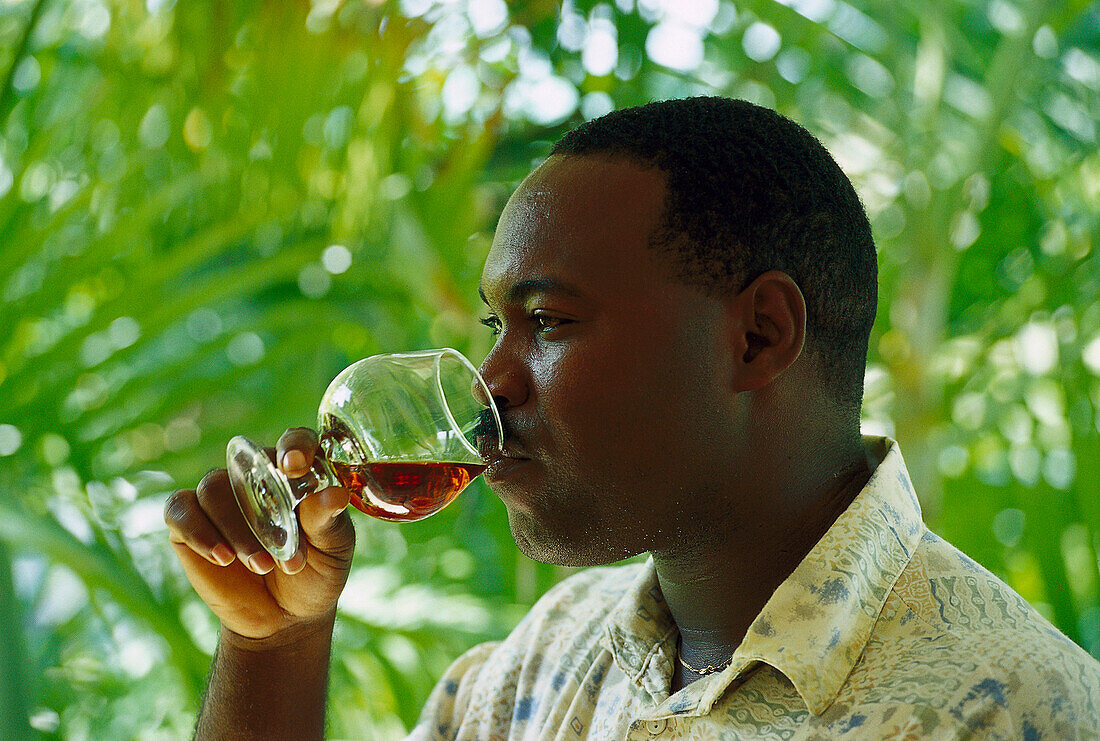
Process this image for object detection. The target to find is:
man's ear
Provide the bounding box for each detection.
[724,270,806,392]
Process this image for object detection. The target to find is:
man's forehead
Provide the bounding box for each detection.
[491,180,569,249]
[499,154,665,227]
[478,225,587,304]
[492,157,666,252]
[478,155,671,305]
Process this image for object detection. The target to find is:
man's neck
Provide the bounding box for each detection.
[653,445,873,692]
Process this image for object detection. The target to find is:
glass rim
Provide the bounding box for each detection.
[360,347,504,454]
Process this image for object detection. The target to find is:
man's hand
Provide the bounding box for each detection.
[164,427,355,641]
[165,428,355,740]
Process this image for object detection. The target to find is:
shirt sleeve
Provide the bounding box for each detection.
[404,641,501,741]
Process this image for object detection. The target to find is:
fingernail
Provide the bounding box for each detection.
[247,552,275,574]
[211,543,235,566]
[283,449,306,473]
[278,551,306,575]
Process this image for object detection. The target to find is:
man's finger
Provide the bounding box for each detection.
[276,427,319,478]
[196,468,275,575]
[164,488,237,567]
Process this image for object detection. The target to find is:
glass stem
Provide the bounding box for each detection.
[285,456,339,508]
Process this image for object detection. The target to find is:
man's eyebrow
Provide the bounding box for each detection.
[478,278,585,306]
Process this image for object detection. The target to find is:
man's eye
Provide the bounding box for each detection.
[479,314,571,336]
[534,314,569,332]
[478,315,501,336]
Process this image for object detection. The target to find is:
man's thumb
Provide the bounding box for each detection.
[298,485,355,556]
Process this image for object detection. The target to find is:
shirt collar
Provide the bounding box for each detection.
[600,436,925,716]
[601,559,679,703]
[702,435,924,715]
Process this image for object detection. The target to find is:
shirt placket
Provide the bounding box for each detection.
[623,657,761,739]
[626,716,673,739]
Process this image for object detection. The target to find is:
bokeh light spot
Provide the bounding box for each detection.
[0,424,23,456]
[1043,448,1076,489]
[29,710,60,734]
[1063,48,1100,91]
[183,108,213,150]
[0,158,12,198]
[468,0,508,38]
[379,173,412,200]
[322,244,353,274]
[782,0,835,23]
[557,10,586,51]
[949,210,981,250]
[186,308,223,343]
[582,22,618,77]
[937,445,969,478]
[646,22,703,72]
[79,3,111,39]
[108,316,140,350]
[845,53,894,98]
[507,76,579,126]
[1008,444,1041,486]
[776,47,811,84]
[988,0,1025,36]
[992,508,1025,547]
[442,65,480,122]
[139,105,171,149]
[12,57,40,93]
[1082,335,1100,375]
[400,0,432,17]
[298,262,332,298]
[41,433,71,466]
[20,161,53,202]
[1014,322,1058,376]
[1032,25,1057,58]
[227,332,265,366]
[658,0,718,28]
[581,91,614,120]
[742,22,781,62]
[324,106,354,150]
[166,417,202,451]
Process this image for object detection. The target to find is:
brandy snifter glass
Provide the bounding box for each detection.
[226,348,503,561]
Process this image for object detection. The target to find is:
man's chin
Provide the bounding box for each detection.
[505,508,644,568]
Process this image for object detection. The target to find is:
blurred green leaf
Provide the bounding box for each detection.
[2,0,1098,736]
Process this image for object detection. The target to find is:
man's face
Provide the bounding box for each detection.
[477,154,744,567]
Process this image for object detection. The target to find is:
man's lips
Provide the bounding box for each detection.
[479,438,532,481]
[484,454,530,482]
[474,409,534,480]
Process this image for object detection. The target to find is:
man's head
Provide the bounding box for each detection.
[551,96,877,413]
[477,98,878,567]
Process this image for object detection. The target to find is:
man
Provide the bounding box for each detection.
[165,98,1100,739]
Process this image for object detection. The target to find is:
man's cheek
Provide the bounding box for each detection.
[572,393,647,454]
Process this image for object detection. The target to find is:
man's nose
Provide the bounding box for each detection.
[473,347,528,411]
[470,374,495,409]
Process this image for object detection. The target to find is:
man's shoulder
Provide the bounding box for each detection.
[900,530,1088,651]
[869,528,1100,734]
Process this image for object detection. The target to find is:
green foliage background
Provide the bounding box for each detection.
[1,0,1098,737]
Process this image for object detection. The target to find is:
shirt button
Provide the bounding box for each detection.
[644,718,667,734]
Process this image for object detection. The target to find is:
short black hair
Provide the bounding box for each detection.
[550,97,878,415]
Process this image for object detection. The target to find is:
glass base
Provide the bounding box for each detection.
[226,436,299,561]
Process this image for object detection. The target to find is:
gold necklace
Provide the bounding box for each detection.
[676,462,867,678]
[677,651,733,675]
[677,637,734,675]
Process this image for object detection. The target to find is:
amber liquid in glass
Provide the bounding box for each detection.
[329,460,486,521]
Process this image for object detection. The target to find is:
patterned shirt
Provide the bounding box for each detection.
[408,436,1100,739]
